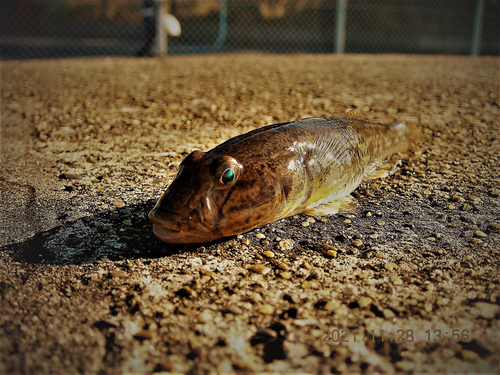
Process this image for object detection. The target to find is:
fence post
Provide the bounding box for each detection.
[471,0,484,56]
[212,0,227,51]
[334,0,347,54]
[156,0,167,56]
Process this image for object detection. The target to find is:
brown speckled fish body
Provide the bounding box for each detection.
[149,113,419,243]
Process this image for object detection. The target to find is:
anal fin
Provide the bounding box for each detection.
[302,195,357,216]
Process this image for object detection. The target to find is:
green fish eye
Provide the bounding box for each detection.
[221,168,235,184]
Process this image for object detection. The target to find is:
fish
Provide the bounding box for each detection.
[148,111,419,244]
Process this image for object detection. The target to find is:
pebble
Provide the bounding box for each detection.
[262,250,274,258]
[301,280,315,289]
[395,361,415,372]
[384,262,397,271]
[293,318,318,327]
[217,360,233,373]
[366,212,372,217]
[465,194,479,202]
[241,238,250,245]
[344,219,351,224]
[474,230,487,237]
[451,196,464,202]
[232,358,258,371]
[275,261,289,271]
[302,221,309,227]
[279,271,292,279]
[437,298,449,305]
[344,284,358,295]
[320,243,335,250]
[424,302,433,312]
[490,189,499,197]
[383,308,396,319]
[352,240,363,247]
[324,301,341,312]
[197,309,213,323]
[222,305,243,315]
[247,264,271,275]
[375,252,384,258]
[258,304,274,315]
[62,173,83,180]
[109,270,127,278]
[200,275,211,283]
[200,269,215,277]
[489,223,500,232]
[473,302,499,319]
[113,201,125,208]
[302,262,312,270]
[255,233,266,239]
[158,360,174,371]
[461,349,479,361]
[448,204,456,209]
[358,296,372,308]
[134,330,155,340]
[278,239,294,251]
[471,238,483,244]
[326,250,337,258]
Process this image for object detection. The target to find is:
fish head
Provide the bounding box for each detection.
[149,149,284,244]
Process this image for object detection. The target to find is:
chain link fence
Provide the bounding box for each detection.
[0,0,498,60]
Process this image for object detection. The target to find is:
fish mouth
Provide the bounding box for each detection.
[152,223,215,244]
[153,224,181,241]
[149,208,217,244]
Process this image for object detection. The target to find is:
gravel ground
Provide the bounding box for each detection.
[1,54,499,373]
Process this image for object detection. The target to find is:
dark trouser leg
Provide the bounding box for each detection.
[137,17,156,56]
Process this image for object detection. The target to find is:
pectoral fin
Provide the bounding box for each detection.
[302,195,356,216]
[366,160,401,180]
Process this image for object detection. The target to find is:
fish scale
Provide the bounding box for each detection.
[149,112,420,244]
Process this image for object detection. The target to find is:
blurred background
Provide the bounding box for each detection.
[0,0,498,60]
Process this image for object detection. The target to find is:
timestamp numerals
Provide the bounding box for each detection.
[321,328,471,344]
[322,329,357,343]
[369,329,414,343]
[425,329,470,343]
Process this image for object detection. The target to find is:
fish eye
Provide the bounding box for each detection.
[221,168,235,184]
[209,156,242,187]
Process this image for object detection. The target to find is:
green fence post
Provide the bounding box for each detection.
[156,0,167,56]
[334,0,347,54]
[471,0,484,56]
[212,0,227,51]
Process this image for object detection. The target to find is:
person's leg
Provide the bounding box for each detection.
[137,17,156,56]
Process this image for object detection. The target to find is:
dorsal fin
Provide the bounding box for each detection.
[344,109,361,119]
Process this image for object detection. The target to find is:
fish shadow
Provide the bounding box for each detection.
[2,199,205,265]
